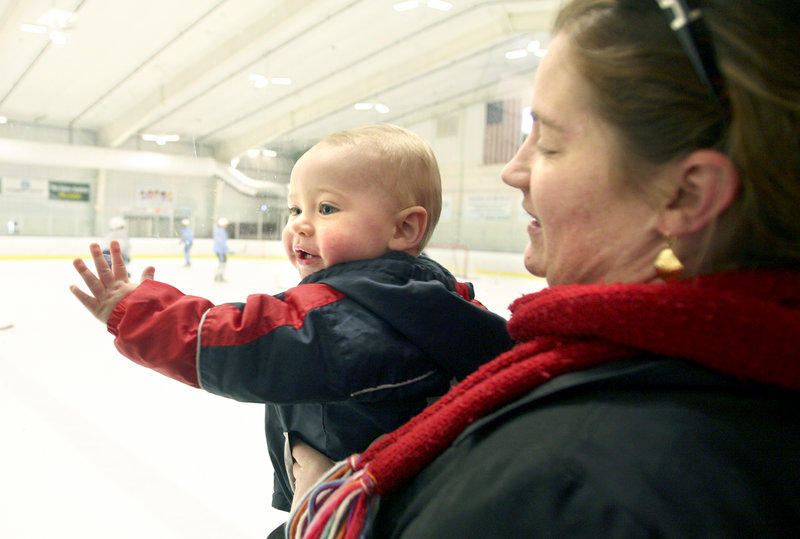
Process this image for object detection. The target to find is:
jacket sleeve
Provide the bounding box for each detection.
[197,282,452,404]
[108,279,446,405]
[107,279,213,388]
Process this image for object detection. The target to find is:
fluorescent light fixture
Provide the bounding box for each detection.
[354,103,373,110]
[262,149,277,157]
[249,73,269,88]
[49,31,67,45]
[38,8,77,29]
[505,49,528,60]
[20,23,47,34]
[247,149,261,157]
[534,49,548,58]
[427,0,453,10]
[141,133,180,145]
[374,103,390,114]
[270,77,291,85]
[394,1,419,12]
[0,116,7,124]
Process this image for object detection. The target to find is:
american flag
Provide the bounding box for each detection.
[483,98,523,164]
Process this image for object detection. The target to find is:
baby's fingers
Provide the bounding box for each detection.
[140,266,156,282]
[107,241,130,281]
[69,283,99,313]
[72,256,103,293]
[87,243,116,285]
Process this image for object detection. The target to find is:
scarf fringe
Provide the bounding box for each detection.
[287,455,379,539]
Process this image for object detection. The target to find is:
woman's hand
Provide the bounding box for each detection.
[70,241,155,324]
[290,440,335,512]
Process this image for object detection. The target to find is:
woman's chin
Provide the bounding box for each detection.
[523,245,544,279]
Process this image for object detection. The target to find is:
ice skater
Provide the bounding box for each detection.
[213,217,228,281]
[179,218,193,267]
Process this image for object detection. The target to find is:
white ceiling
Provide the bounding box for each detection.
[0,0,557,166]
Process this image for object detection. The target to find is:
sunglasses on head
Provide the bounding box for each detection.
[654,0,728,117]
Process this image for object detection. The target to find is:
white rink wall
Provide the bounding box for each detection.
[0,236,539,280]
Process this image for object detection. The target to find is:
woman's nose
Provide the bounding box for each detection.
[501,135,532,190]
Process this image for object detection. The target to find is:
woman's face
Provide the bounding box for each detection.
[502,33,662,286]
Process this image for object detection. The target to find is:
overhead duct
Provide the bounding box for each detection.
[0,137,286,197]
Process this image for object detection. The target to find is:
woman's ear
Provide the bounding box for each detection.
[657,149,740,235]
[388,206,428,253]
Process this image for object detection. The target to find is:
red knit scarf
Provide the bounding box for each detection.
[289,270,800,538]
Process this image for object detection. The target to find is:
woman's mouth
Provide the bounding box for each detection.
[527,216,541,235]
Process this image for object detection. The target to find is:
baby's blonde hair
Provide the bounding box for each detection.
[317,124,442,250]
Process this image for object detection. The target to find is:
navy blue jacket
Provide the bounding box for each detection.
[109,251,513,511]
[375,358,800,537]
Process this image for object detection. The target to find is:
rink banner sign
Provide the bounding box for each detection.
[464,194,513,221]
[137,187,176,208]
[0,177,48,197]
[49,181,90,202]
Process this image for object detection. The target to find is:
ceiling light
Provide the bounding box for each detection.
[247,149,260,157]
[394,1,419,11]
[20,23,47,34]
[354,103,372,110]
[230,157,240,168]
[505,49,528,60]
[37,8,77,29]
[270,77,291,85]
[0,116,7,124]
[249,73,269,88]
[534,49,548,58]
[142,133,180,145]
[374,103,390,114]
[427,0,453,10]
[49,31,67,46]
[262,149,277,157]
[527,40,541,52]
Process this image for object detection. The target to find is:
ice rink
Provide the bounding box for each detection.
[0,250,544,539]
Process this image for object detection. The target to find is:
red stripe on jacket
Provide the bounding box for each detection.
[200,284,346,346]
[108,280,345,388]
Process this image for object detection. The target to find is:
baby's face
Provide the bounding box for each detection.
[282,145,401,279]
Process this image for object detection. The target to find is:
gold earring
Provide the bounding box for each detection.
[654,236,684,282]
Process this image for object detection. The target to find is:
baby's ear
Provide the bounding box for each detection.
[389,206,428,253]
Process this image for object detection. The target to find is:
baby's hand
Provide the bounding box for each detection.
[70,241,155,324]
[290,440,335,513]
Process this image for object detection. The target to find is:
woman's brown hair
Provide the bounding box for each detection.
[554,0,800,270]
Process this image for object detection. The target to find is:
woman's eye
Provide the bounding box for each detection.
[319,204,337,215]
[536,145,556,156]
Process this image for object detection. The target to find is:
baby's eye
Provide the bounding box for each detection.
[288,207,301,216]
[319,203,338,215]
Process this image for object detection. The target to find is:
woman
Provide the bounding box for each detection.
[287,1,800,537]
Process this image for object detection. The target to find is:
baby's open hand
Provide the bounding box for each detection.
[70,241,155,324]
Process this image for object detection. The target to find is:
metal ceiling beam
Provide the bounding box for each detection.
[99,0,327,148]
[212,8,553,163]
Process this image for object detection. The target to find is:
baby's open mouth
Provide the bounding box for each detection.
[296,249,313,260]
